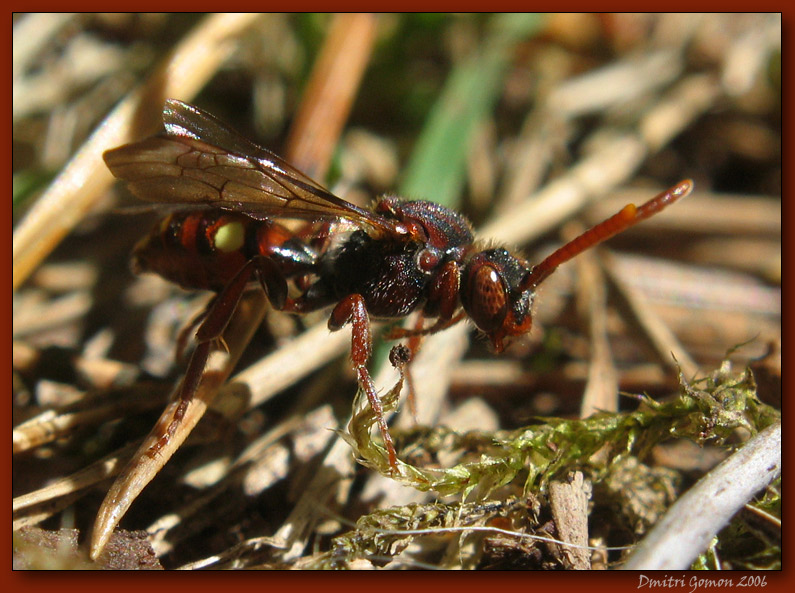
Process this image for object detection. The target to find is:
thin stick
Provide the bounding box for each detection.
[622,421,780,570]
[13,13,262,289]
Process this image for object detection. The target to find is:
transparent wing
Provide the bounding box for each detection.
[103,99,395,236]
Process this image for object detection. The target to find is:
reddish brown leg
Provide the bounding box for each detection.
[401,314,426,422]
[147,339,212,457]
[149,257,286,458]
[386,260,465,341]
[329,294,399,471]
[195,256,286,344]
[387,311,467,341]
[382,261,466,421]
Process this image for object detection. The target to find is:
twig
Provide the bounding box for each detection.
[549,472,592,569]
[622,421,781,570]
[13,441,140,529]
[285,13,378,180]
[90,292,267,557]
[602,251,700,379]
[13,13,262,289]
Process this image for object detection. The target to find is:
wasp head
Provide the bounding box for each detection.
[460,248,536,352]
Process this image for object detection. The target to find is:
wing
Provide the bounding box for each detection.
[103,99,398,236]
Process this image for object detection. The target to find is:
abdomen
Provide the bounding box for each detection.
[132,210,303,293]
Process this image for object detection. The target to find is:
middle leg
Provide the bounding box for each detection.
[329,294,399,471]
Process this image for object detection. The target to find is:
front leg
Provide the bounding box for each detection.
[386,259,465,341]
[329,294,399,471]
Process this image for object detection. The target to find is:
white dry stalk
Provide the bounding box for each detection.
[622,421,781,570]
[12,13,77,79]
[228,321,349,410]
[13,442,140,530]
[546,49,683,119]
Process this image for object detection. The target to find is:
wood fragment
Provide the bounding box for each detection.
[549,472,592,570]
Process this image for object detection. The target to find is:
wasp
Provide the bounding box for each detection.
[104,99,693,470]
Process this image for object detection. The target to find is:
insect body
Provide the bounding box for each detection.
[104,99,693,470]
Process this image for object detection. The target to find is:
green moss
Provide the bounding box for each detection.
[331,357,780,567]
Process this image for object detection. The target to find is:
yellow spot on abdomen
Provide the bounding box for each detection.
[214,221,245,253]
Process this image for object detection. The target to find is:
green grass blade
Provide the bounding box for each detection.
[399,13,545,206]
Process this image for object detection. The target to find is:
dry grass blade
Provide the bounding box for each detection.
[90,292,267,558]
[13,14,77,81]
[12,292,92,338]
[269,435,354,561]
[570,224,619,417]
[144,413,313,559]
[13,388,161,454]
[546,49,684,118]
[481,74,720,249]
[13,442,140,529]
[395,323,471,428]
[229,322,349,409]
[285,13,378,179]
[13,13,262,289]
[602,251,700,379]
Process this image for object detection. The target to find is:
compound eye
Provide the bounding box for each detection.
[466,263,507,333]
[416,247,441,273]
